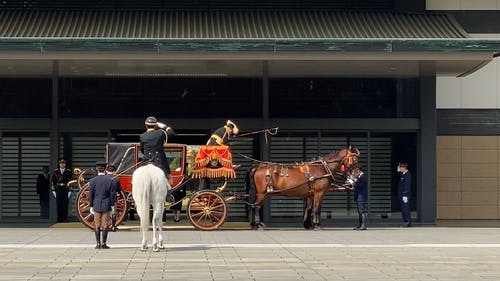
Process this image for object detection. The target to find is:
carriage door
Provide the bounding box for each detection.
[0,133,50,220]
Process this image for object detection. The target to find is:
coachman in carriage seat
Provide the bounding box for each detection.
[193,120,239,179]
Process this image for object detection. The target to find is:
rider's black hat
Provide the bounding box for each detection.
[145,116,157,126]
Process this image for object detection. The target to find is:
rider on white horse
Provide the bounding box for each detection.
[140,116,175,185]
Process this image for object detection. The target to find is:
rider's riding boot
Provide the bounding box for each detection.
[353,214,362,230]
[111,214,117,231]
[101,228,110,249]
[94,228,101,249]
[360,213,367,230]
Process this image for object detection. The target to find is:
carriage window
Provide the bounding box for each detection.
[166,151,183,173]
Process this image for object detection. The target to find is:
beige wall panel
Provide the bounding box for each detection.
[437,149,460,163]
[461,136,498,149]
[426,0,460,10]
[462,0,497,10]
[462,191,498,205]
[462,178,497,192]
[461,60,497,108]
[437,191,462,205]
[462,163,497,177]
[462,205,498,219]
[437,136,460,149]
[437,177,461,191]
[437,205,461,219]
[437,163,461,177]
[462,149,498,163]
[436,77,460,108]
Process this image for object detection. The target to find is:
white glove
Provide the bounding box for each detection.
[402,196,408,203]
[157,122,167,129]
[347,178,354,185]
[90,207,95,214]
[111,206,116,214]
[52,191,57,198]
[67,191,71,199]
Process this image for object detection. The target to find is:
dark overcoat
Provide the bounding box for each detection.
[89,174,118,212]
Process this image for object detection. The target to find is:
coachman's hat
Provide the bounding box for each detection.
[58,158,66,163]
[145,116,158,126]
[95,160,107,168]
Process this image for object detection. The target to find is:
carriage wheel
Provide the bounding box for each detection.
[187,190,227,231]
[76,185,128,229]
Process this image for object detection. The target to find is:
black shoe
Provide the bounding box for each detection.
[400,223,411,228]
[95,244,101,249]
[101,244,110,249]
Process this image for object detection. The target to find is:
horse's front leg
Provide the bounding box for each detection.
[303,197,313,230]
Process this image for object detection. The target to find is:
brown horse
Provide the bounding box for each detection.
[246,147,360,230]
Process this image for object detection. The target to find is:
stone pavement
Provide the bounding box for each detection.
[0,226,500,281]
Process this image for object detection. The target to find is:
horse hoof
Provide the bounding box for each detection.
[140,246,148,252]
[153,246,159,252]
[159,244,165,250]
[313,225,322,231]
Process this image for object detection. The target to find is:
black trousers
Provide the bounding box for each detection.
[356,200,368,215]
[55,187,69,222]
[401,200,411,224]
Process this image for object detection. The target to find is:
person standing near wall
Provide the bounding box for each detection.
[36,165,50,219]
[397,162,412,227]
[51,158,73,222]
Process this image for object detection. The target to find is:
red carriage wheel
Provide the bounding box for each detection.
[187,190,227,231]
[76,185,128,229]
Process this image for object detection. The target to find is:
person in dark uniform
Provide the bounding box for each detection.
[140,116,175,220]
[36,165,50,219]
[51,158,73,222]
[397,162,412,227]
[140,116,175,184]
[89,161,118,249]
[349,166,368,230]
[106,165,121,231]
[206,120,239,145]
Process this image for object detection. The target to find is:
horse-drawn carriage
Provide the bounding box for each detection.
[75,142,242,231]
[74,141,360,231]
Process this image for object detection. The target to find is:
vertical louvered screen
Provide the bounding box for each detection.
[1,135,50,219]
[369,136,392,215]
[226,137,254,219]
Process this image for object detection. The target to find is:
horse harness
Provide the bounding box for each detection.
[263,160,335,195]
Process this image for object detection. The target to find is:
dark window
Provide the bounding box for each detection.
[0,78,51,117]
[269,78,419,118]
[59,78,262,118]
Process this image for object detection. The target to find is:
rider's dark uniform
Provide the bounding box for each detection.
[140,118,174,178]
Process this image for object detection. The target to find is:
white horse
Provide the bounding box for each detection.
[132,164,170,252]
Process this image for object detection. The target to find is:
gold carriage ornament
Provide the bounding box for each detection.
[192,145,236,179]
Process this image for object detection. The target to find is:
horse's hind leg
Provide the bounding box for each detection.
[303,197,313,230]
[151,203,163,252]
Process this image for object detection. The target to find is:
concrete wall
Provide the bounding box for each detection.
[427,0,500,10]
[437,57,500,109]
[437,136,500,219]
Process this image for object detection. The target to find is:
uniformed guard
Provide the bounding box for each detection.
[349,166,368,230]
[397,162,412,227]
[51,158,73,222]
[206,120,239,146]
[89,161,118,249]
[140,116,175,184]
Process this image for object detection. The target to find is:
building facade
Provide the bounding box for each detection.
[0,0,499,225]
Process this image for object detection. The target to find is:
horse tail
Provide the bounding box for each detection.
[245,167,257,204]
[132,165,151,234]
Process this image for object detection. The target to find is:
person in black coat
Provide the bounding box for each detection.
[51,158,73,222]
[89,161,118,249]
[397,162,412,227]
[36,165,50,219]
[140,116,175,185]
[350,166,368,230]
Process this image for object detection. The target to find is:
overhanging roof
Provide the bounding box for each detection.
[0,10,467,39]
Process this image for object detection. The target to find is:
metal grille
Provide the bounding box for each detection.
[226,137,254,219]
[1,135,50,218]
